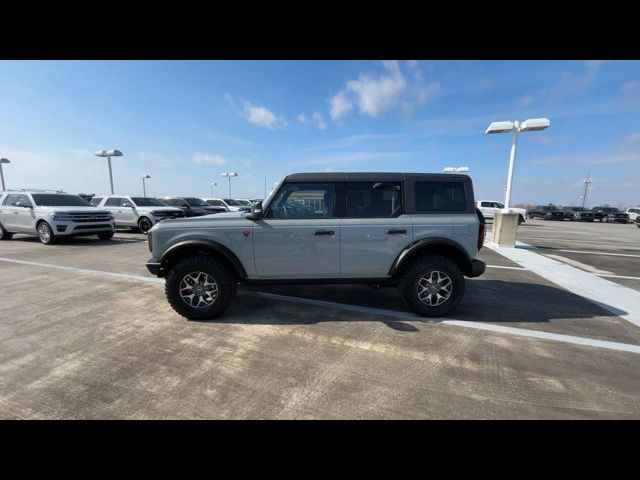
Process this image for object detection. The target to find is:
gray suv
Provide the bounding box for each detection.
[146,173,486,319]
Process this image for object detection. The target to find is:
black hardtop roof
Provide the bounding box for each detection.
[284,172,470,182]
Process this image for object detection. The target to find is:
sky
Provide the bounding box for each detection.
[0,60,638,206]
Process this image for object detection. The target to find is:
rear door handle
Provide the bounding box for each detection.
[386,229,407,234]
[313,229,335,236]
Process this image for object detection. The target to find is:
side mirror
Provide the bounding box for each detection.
[122,202,133,208]
[246,201,263,220]
[15,201,32,208]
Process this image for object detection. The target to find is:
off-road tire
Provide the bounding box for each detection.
[138,217,152,234]
[165,255,237,320]
[398,254,465,317]
[37,221,56,245]
[97,232,114,240]
[0,223,13,240]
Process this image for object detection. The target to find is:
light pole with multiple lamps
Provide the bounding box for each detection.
[220,172,238,198]
[485,118,550,210]
[95,149,124,194]
[142,174,151,197]
[210,182,217,197]
[0,158,10,191]
[442,166,470,173]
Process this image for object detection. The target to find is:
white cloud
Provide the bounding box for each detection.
[242,101,286,130]
[515,95,534,108]
[329,60,439,121]
[311,111,326,130]
[329,90,353,121]
[297,113,307,123]
[193,152,228,166]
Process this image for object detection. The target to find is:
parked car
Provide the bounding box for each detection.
[625,207,640,221]
[202,198,230,211]
[235,199,254,207]
[0,190,115,244]
[162,197,226,217]
[636,216,640,229]
[591,206,630,223]
[562,206,595,222]
[146,172,486,320]
[204,198,251,212]
[528,205,565,220]
[476,200,526,224]
[93,195,184,233]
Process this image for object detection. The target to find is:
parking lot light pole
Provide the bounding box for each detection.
[211,182,217,197]
[220,172,238,198]
[95,149,123,194]
[485,118,550,209]
[142,174,151,197]
[443,166,470,173]
[0,158,10,191]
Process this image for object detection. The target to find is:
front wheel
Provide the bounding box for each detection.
[165,255,237,320]
[138,217,152,234]
[37,222,56,245]
[0,223,13,240]
[398,254,465,317]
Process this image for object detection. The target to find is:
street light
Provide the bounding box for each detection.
[443,166,470,173]
[142,174,151,197]
[220,172,238,198]
[0,158,10,191]
[210,182,217,197]
[485,118,550,209]
[95,149,123,194]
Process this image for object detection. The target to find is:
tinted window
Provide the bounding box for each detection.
[183,197,206,207]
[223,199,242,206]
[480,201,492,207]
[18,195,32,206]
[415,181,467,212]
[3,194,20,206]
[206,199,225,207]
[90,197,103,206]
[105,197,123,207]
[131,197,166,207]
[31,194,90,206]
[268,183,335,219]
[344,182,402,218]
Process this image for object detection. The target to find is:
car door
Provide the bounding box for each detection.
[1,194,21,230]
[14,194,36,231]
[478,201,495,220]
[340,181,411,278]
[103,197,127,226]
[252,182,340,279]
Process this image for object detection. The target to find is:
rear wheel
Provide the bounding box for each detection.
[398,254,465,317]
[37,222,56,245]
[138,217,152,234]
[165,255,237,320]
[0,223,13,240]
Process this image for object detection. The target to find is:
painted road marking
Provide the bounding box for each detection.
[1,256,640,355]
[487,243,640,328]
[544,254,614,275]
[517,236,640,249]
[485,265,527,271]
[554,249,640,259]
[597,274,640,281]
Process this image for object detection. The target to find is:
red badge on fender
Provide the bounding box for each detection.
[242,230,250,237]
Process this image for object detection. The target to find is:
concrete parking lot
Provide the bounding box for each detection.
[1,221,640,419]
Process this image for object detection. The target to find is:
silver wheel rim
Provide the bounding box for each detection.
[417,270,453,306]
[179,271,219,309]
[39,224,51,242]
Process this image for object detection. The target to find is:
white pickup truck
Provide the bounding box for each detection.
[477,200,526,224]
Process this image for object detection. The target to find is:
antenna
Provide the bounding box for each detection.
[581,172,592,209]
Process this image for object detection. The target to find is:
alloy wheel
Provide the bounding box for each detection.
[417,270,453,306]
[179,271,219,308]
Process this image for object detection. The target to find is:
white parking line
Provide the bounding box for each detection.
[485,265,527,271]
[487,243,640,328]
[1,256,639,355]
[597,274,640,281]
[554,249,640,259]
[518,236,640,248]
[544,254,613,275]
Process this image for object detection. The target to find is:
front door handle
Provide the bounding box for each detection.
[386,228,407,234]
[313,229,335,236]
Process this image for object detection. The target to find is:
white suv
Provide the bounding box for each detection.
[625,207,640,221]
[92,195,185,234]
[477,200,526,224]
[0,190,115,244]
[202,198,250,212]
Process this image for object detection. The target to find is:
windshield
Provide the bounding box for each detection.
[543,206,558,211]
[32,194,92,207]
[237,199,253,206]
[131,197,166,207]
[223,199,242,206]
[184,197,207,207]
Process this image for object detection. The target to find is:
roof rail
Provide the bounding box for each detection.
[17,189,67,193]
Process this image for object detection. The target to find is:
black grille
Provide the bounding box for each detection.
[73,224,112,230]
[67,213,113,223]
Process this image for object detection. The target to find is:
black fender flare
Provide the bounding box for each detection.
[159,239,248,279]
[388,237,472,277]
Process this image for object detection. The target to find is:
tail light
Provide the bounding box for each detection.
[476,208,486,250]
